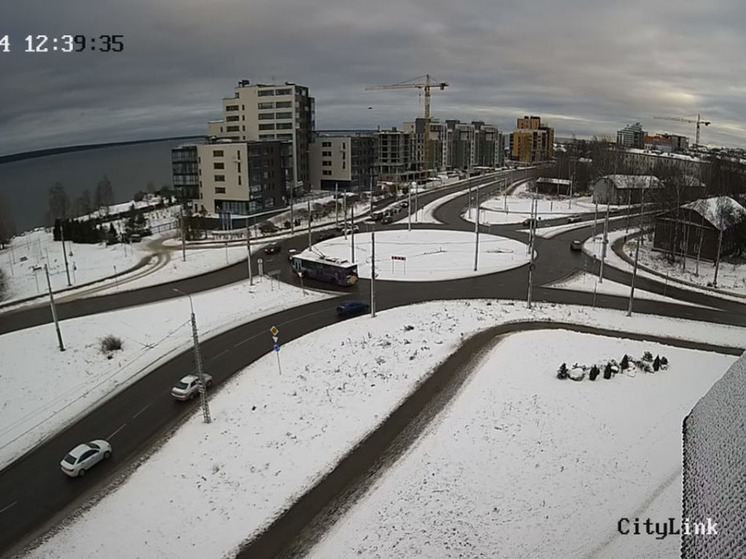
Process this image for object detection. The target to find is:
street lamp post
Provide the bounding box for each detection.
[245,216,253,286]
[370,221,377,318]
[44,264,65,351]
[173,288,211,423]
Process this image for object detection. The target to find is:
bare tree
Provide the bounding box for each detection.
[94,176,114,214]
[0,195,15,249]
[48,182,70,222]
[75,188,93,217]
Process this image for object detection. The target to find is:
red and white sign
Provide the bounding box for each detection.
[391,255,407,261]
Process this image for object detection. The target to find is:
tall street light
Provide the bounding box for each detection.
[173,288,211,423]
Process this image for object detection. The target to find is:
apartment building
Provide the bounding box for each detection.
[196,141,285,215]
[309,132,377,192]
[511,116,554,163]
[617,122,645,149]
[207,80,315,194]
[377,128,421,183]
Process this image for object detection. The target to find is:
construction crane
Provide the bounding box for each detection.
[366,75,448,174]
[653,114,711,148]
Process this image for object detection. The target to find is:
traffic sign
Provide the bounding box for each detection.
[272,335,278,343]
[270,326,279,336]
[273,344,280,352]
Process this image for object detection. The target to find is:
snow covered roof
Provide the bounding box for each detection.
[601,175,662,189]
[682,196,746,231]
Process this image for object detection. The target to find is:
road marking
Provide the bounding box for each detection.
[214,349,229,359]
[0,501,17,515]
[107,423,127,440]
[133,403,152,419]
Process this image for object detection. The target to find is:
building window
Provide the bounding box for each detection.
[214,162,225,170]
[276,122,292,130]
[275,112,292,120]
[226,115,239,122]
[258,113,274,120]
[275,101,291,108]
[276,88,291,95]
[277,134,292,139]
[322,151,331,156]
[258,102,275,110]
[322,170,332,176]
[226,125,240,132]
[258,90,275,97]
[213,150,224,157]
[214,175,225,182]
[215,187,226,194]
[322,161,332,166]
[238,175,241,185]
[322,141,332,147]
[237,162,241,173]
[259,134,275,139]
[259,123,275,131]
[225,105,239,112]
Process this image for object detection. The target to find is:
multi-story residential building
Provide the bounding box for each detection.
[377,127,421,184]
[207,80,315,195]
[309,132,377,192]
[172,144,200,204]
[473,121,504,168]
[617,122,645,149]
[172,140,285,216]
[511,116,554,163]
[644,135,674,153]
[403,118,446,173]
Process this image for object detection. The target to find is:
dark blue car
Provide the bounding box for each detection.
[337,300,370,318]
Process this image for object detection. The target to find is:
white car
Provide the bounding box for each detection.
[60,440,112,477]
[171,374,213,401]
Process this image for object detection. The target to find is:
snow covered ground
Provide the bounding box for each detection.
[307,329,731,559]
[0,230,251,305]
[20,300,744,559]
[0,278,331,470]
[546,271,711,308]
[305,229,530,281]
[586,230,746,303]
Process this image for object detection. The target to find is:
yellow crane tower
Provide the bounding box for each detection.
[366,75,448,174]
[653,114,711,148]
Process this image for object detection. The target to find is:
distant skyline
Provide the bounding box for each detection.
[3,0,746,156]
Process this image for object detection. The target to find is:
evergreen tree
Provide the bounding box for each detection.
[620,354,629,370]
[106,223,119,244]
[589,365,599,381]
[603,362,612,379]
[557,362,569,380]
[653,355,661,372]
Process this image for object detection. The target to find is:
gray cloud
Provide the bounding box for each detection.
[2,0,746,155]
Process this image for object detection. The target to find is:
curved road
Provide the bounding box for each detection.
[1,168,745,557]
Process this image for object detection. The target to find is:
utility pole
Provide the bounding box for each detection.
[627,215,643,317]
[60,224,71,286]
[473,181,480,271]
[370,222,377,318]
[180,206,187,262]
[599,203,610,283]
[245,217,253,286]
[408,183,413,231]
[290,103,297,235]
[527,197,536,309]
[369,173,374,216]
[335,183,339,229]
[713,216,724,287]
[307,198,312,250]
[44,264,65,351]
[174,289,211,423]
[350,200,355,262]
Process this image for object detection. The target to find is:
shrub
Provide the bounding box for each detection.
[642,351,653,362]
[620,354,629,370]
[100,335,123,353]
[557,362,568,380]
[589,365,599,381]
[258,221,277,234]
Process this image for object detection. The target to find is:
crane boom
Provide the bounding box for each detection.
[366,75,448,173]
[653,114,711,147]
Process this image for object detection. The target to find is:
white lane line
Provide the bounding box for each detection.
[133,403,152,419]
[107,423,127,440]
[0,501,17,514]
[214,349,229,359]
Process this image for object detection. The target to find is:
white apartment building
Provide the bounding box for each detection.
[309,133,377,192]
[207,80,315,194]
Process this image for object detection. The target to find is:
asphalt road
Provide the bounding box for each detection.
[2,167,746,557]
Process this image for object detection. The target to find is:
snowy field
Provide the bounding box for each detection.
[20,300,744,559]
[307,329,732,559]
[306,229,530,281]
[546,271,710,308]
[0,278,331,470]
[0,230,252,306]
[585,230,746,303]
[620,236,746,295]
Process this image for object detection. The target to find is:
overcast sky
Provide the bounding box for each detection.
[2,0,746,156]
